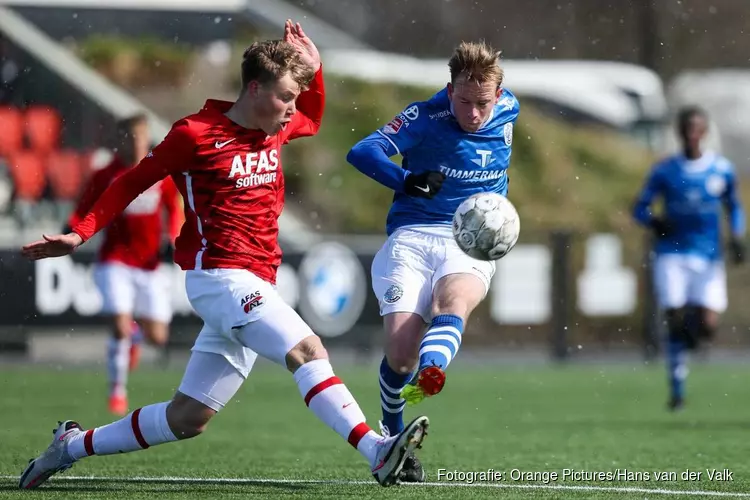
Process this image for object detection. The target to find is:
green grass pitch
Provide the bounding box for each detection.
[1,359,749,499]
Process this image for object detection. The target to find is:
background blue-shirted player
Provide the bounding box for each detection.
[633,106,745,411]
[347,41,519,481]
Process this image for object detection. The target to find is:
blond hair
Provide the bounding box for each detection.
[448,41,503,87]
[241,40,314,89]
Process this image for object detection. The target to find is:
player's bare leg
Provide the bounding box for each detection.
[135,318,169,370]
[18,335,427,489]
[20,395,212,489]
[231,303,428,488]
[377,275,484,482]
[694,306,720,344]
[384,313,426,376]
[138,318,169,346]
[19,394,215,489]
[19,350,245,489]
[19,394,223,489]
[165,393,218,438]
[401,273,485,406]
[108,313,136,416]
[128,321,142,371]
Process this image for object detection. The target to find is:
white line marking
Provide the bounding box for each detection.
[1,475,749,497]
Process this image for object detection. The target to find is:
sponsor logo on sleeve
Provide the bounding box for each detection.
[498,96,515,111]
[402,105,419,121]
[429,109,451,120]
[383,105,420,134]
[504,123,513,146]
[383,116,405,135]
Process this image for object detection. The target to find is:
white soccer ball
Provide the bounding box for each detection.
[452,192,520,261]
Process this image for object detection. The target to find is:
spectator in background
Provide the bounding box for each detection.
[67,113,184,416]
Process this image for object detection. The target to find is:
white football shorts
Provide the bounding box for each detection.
[653,253,727,313]
[177,350,246,412]
[93,262,172,322]
[186,268,316,377]
[371,225,495,322]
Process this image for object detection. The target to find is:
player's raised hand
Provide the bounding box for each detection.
[284,20,320,72]
[21,232,83,261]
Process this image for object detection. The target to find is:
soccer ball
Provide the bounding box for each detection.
[452,192,520,261]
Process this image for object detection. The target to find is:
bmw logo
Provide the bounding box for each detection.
[297,242,367,338]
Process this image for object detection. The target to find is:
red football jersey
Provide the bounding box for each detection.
[72,67,325,284]
[69,156,182,270]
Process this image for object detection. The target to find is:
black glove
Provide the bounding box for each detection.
[729,238,745,265]
[404,171,445,199]
[649,218,671,238]
[160,240,175,262]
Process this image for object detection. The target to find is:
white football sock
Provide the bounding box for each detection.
[294,359,382,465]
[67,402,177,460]
[107,336,130,397]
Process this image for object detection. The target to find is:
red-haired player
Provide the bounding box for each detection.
[20,21,428,490]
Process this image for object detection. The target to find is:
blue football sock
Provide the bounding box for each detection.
[379,357,412,434]
[418,314,464,371]
[667,336,687,400]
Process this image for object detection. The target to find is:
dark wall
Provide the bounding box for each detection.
[297,0,750,79]
[14,1,749,80]
[11,7,253,45]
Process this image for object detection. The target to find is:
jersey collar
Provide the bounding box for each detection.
[680,151,716,173]
[202,99,268,139]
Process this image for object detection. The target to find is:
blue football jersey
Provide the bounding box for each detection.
[352,87,519,235]
[633,152,745,261]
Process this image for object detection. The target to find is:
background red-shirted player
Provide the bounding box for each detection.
[67,114,183,416]
[19,20,428,490]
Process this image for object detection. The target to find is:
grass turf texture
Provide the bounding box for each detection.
[1,361,749,499]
